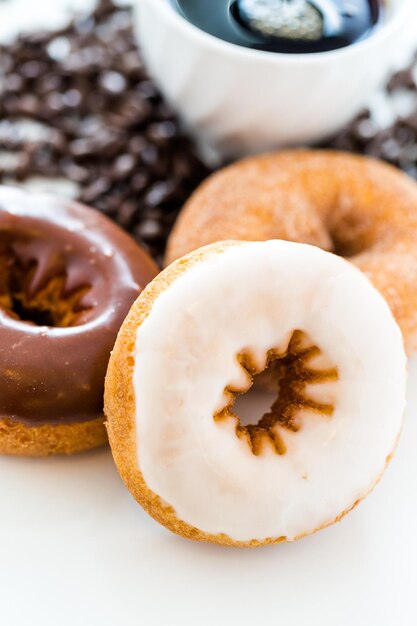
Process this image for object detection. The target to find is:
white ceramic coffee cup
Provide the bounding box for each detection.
[135,0,416,159]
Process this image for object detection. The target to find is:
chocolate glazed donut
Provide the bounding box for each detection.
[0,186,158,456]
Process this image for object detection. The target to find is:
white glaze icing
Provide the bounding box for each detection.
[133,241,407,542]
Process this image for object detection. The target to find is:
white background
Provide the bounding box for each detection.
[0,365,416,626]
[1,1,417,625]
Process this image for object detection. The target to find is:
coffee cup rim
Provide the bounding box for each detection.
[147,0,412,64]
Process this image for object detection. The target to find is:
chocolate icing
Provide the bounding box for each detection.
[0,186,158,426]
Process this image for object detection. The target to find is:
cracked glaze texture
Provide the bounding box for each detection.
[133,241,406,542]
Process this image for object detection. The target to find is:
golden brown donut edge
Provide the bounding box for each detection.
[0,416,107,457]
[104,241,395,547]
[165,150,417,354]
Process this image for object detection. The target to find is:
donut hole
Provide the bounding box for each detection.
[10,288,57,327]
[328,213,373,258]
[215,331,338,456]
[0,235,92,328]
[234,389,277,428]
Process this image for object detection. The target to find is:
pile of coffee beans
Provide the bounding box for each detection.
[1,0,417,263]
[0,0,210,264]
[323,59,417,180]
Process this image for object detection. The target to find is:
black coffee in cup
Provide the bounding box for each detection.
[171,0,384,54]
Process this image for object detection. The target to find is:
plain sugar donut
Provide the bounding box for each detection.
[165,150,417,353]
[105,240,406,546]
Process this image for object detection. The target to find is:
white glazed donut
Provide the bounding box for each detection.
[105,240,407,546]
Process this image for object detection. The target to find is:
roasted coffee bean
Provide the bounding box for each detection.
[147,121,178,145]
[353,118,379,142]
[112,153,136,178]
[4,73,24,93]
[0,1,209,263]
[69,138,96,159]
[117,200,139,228]
[17,95,40,115]
[99,70,127,95]
[45,92,65,114]
[402,113,417,133]
[62,89,82,108]
[139,144,159,168]
[136,218,164,241]
[131,172,149,192]
[387,69,416,93]
[80,177,112,203]
[47,37,72,62]
[145,181,178,207]
[20,61,47,80]
[61,161,90,183]
[322,62,417,182]
[118,50,145,80]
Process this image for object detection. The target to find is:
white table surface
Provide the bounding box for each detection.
[1,2,417,625]
[0,359,416,626]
